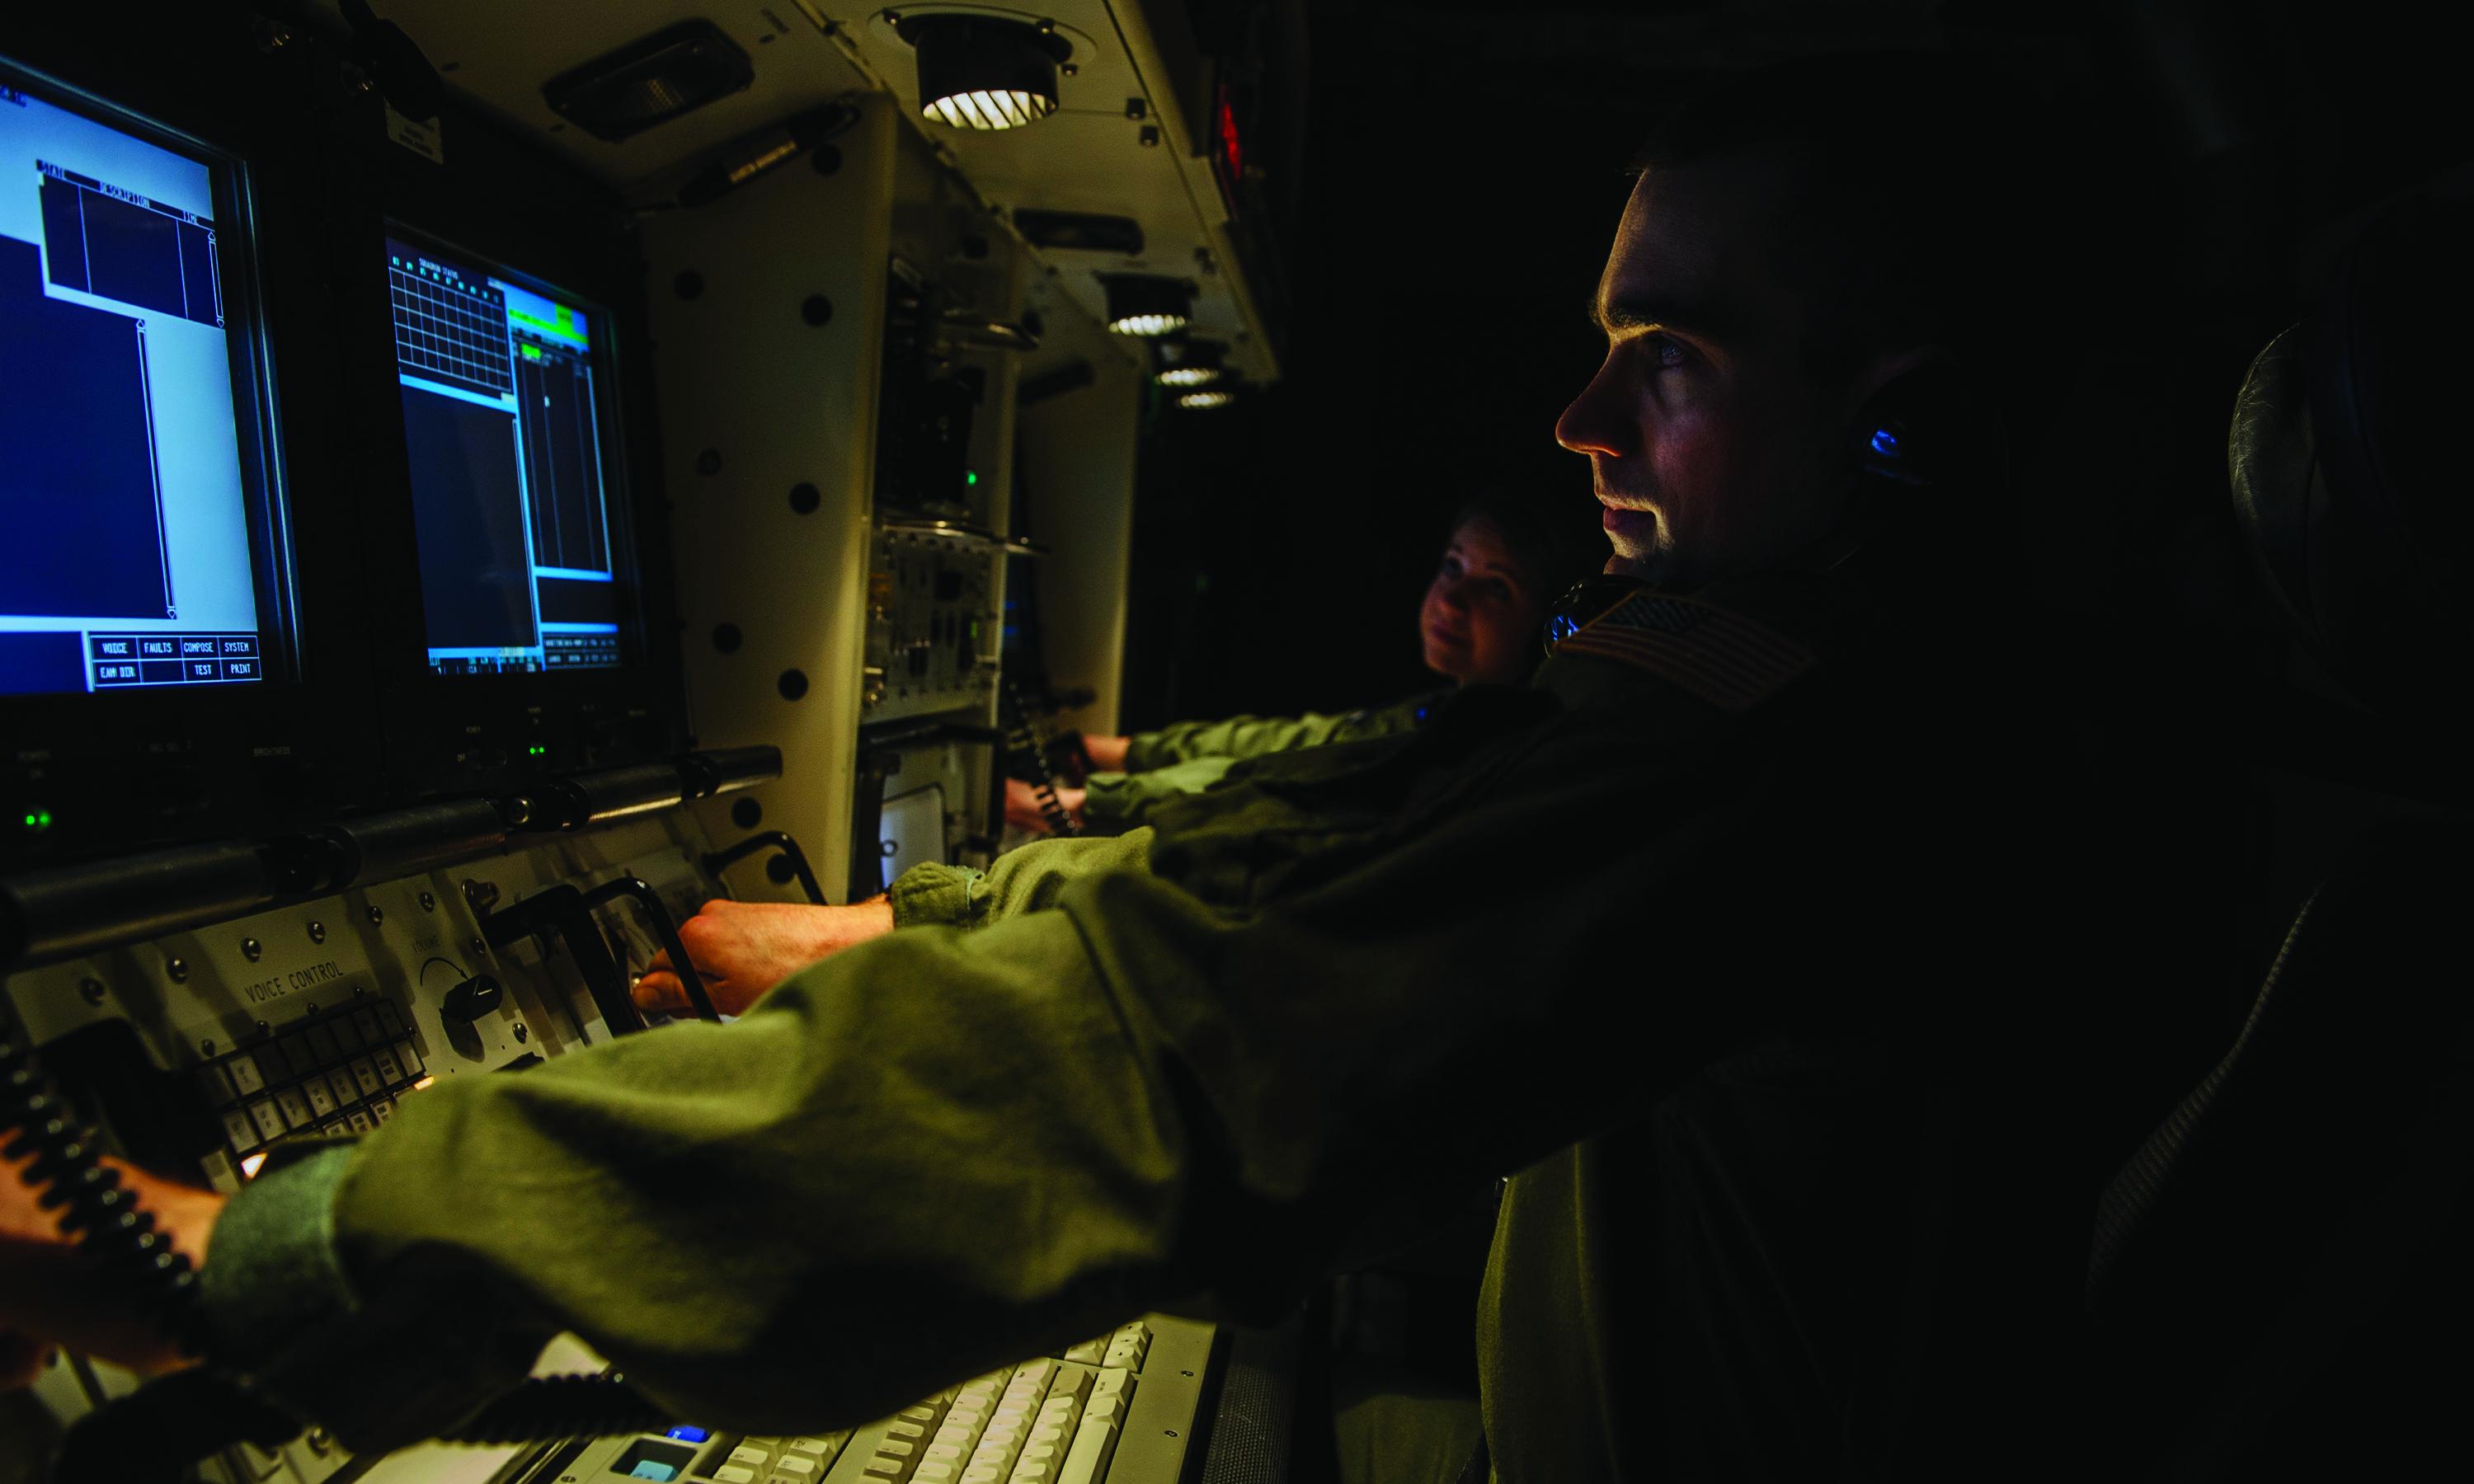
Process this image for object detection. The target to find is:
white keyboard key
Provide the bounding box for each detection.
[731,1444,772,1466]
[877,1438,918,1461]
[787,1437,836,1457]
[714,1469,758,1484]
[916,1466,957,1484]
[1013,1358,1054,1386]
[888,1419,928,1441]
[925,1443,965,1462]
[934,1423,977,1447]
[1089,1369,1132,1399]
[1047,1369,1090,1402]
[901,1405,941,1423]
[1010,1465,1051,1484]
[962,1469,1002,1484]
[1061,1341,1104,1364]
[1084,1397,1123,1426]
[1028,1424,1066,1448]
[773,1457,817,1477]
[861,1459,903,1480]
[1056,1416,1120,1484]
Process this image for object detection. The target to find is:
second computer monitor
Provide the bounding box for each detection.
[386,229,629,677]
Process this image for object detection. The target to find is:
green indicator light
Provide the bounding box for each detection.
[24,810,52,832]
[521,344,542,361]
[966,470,979,486]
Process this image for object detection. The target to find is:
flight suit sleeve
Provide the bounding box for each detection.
[198,666,1866,1453]
[1121,693,1431,772]
[885,829,1154,928]
[1079,756,1237,834]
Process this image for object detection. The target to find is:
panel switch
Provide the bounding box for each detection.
[442,974,505,1022]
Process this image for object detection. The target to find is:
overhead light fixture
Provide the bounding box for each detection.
[1103,275,1192,337]
[1155,338,1226,387]
[1176,374,1240,410]
[895,13,1073,131]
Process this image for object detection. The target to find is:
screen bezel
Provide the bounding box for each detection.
[0,54,300,697]
[379,218,647,683]
[346,91,689,798]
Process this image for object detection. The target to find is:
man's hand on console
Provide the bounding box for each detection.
[0,1147,223,1386]
[1079,734,1131,772]
[634,897,896,1017]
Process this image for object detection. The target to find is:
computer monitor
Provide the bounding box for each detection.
[385,229,632,677]
[0,70,282,696]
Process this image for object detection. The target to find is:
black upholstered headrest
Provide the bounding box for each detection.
[2230,180,2474,729]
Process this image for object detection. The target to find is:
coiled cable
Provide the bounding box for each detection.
[3,998,671,1480]
[999,679,1079,838]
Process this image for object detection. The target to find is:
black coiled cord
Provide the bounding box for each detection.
[3,1005,671,1480]
[999,680,1079,838]
[0,1022,209,1355]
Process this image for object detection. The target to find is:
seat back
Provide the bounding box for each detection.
[2086,177,2474,1477]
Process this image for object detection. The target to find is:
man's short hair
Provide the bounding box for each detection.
[1630,55,2070,389]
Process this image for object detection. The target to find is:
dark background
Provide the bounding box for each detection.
[1121,0,2472,733]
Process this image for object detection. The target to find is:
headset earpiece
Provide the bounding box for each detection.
[1850,371,1940,488]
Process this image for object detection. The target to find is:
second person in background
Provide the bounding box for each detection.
[1007,486,1605,835]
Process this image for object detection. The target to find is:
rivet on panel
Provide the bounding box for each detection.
[731,796,762,829]
[242,937,262,962]
[713,622,743,654]
[167,956,188,983]
[801,294,834,326]
[308,921,326,944]
[789,482,821,514]
[778,669,810,701]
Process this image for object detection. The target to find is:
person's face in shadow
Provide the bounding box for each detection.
[1421,517,1548,685]
[1557,150,1886,589]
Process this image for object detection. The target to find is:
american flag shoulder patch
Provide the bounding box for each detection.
[1550,593,1818,711]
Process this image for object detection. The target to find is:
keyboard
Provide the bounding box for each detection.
[560,1315,1216,1484]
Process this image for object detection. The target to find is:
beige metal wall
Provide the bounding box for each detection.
[1016,314,1145,739]
[644,93,898,904]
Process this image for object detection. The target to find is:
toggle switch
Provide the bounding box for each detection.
[442,974,505,1022]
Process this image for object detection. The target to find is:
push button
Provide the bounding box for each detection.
[275,1088,314,1129]
[247,1100,286,1142]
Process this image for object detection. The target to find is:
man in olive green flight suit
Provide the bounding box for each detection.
[1,69,2109,1482]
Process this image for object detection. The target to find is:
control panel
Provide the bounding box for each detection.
[0,810,750,1207]
[863,525,999,722]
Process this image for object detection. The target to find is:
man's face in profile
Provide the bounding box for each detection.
[1558,153,1863,588]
